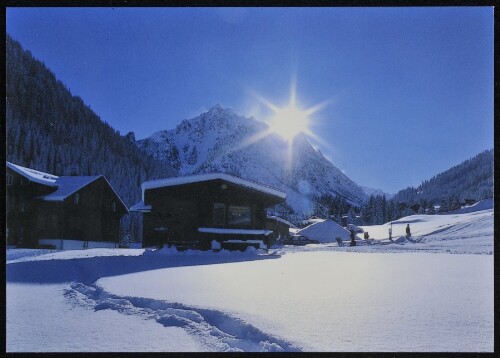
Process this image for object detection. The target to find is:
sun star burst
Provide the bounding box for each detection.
[259,81,328,143]
[229,81,330,171]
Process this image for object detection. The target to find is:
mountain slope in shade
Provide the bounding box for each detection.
[137,105,367,215]
[391,149,493,206]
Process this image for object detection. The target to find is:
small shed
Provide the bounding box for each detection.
[131,173,286,250]
[296,219,352,243]
[6,162,128,249]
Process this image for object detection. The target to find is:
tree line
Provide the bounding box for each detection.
[313,149,492,226]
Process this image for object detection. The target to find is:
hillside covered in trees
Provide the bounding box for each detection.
[391,149,493,207]
[313,149,492,226]
[6,35,177,239]
[360,149,493,225]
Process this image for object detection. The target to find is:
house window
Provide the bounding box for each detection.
[213,203,225,225]
[6,173,13,186]
[74,193,80,205]
[112,201,116,213]
[228,205,251,226]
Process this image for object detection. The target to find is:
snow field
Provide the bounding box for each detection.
[97,250,493,352]
[359,208,493,241]
[7,283,205,352]
[6,209,494,352]
[66,282,297,352]
[352,208,493,255]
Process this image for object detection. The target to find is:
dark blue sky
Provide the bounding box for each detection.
[6,7,493,193]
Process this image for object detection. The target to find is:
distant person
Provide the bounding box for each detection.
[364,232,369,240]
[349,229,356,247]
[406,224,411,239]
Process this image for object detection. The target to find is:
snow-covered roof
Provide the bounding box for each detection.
[130,200,152,212]
[40,176,128,212]
[40,176,102,201]
[7,161,59,187]
[7,162,128,212]
[267,215,297,228]
[141,173,286,201]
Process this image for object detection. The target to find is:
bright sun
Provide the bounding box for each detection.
[269,105,310,141]
[257,81,328,142]
[238,81,330,171]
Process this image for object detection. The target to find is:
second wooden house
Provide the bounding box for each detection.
[130,173,287,250]
[6,162,128,249]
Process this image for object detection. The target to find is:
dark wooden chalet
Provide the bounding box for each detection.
[131,173,286,250]
[6,162,128,249]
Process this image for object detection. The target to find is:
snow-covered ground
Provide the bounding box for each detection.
[6,208,494,352]
[354,206,493,255]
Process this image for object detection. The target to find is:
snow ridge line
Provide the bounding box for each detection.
[64,282,301,352]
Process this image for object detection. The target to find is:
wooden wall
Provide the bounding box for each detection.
[6,170,126,247]
[142,180,278,248]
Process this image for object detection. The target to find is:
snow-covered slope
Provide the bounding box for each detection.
[447,198,493,214]
[137,105,367,214]
[356,204,493,254]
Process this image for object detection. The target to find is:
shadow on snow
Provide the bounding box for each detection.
[7,252,280,284]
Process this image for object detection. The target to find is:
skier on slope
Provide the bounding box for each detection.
[406,224,411,239]
[349,229,356,247]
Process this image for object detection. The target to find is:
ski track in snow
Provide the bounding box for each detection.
[64,281,300,352]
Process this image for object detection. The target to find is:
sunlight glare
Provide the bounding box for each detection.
[269,105,310,141]
[241,81,331,171]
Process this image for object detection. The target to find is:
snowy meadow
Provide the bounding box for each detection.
[7,208,494,352]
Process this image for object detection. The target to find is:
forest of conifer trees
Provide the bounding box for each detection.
[6,35,177,240]
[313,150,492,226]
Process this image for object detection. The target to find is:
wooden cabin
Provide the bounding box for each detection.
[6,162,128,249]
[131,173,286,250]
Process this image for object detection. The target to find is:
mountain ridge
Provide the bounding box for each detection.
[136,104,368,216]
[390,149,493,208]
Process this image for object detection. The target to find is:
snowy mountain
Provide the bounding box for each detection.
[136,105,367,215]
[361,186,394,199]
